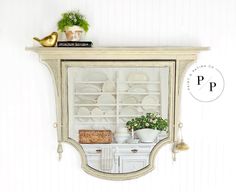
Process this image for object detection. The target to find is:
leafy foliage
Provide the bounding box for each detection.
[126,113,168,131]
[57,10,89,32]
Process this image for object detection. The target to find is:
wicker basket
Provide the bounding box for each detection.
[79,130,113,144]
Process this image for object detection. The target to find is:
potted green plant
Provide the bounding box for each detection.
[126,113,168,143]
[57,10,89,41]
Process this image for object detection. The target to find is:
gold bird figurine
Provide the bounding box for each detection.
[33,32,58,47]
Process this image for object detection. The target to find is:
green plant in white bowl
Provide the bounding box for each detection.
[126,113,168,143]
[57,10,89,41]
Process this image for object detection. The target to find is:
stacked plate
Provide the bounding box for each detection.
[76,84,101,100]
[83,71,108,82]
[76,71,117,119]
[77,107,90,121]
[142,95,159,110]
[91,107,104,121]
[97,94,116,111]
[102,81,116,92]
[127,72,149,82]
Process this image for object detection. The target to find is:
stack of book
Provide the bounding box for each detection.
[57,41,93,47]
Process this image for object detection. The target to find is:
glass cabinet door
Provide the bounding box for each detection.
[62,61,174,174]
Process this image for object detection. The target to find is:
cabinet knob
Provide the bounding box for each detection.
[53,122,58,128]
[178,122,183,128]
[131,149,138,153]
[96,149,102,153]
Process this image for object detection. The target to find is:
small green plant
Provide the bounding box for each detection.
[126,113,168,131]
[57,10,89,32]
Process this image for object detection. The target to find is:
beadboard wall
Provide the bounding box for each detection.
[0,0,235,192]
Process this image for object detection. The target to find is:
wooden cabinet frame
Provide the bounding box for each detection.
[27,47,208,180]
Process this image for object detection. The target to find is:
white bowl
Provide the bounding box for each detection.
[135,129,159,143]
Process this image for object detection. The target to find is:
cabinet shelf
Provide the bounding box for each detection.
[74,92,116,95]
[75,81,109,84]
[119,92,160,95]
[118,81,160,84]
[119,104,160,106]
[118,115,146,117]
[74,92,160,95]
[74,122,117,125]
[74,114,160,118]
[74,81,160,84]
[74,115,116,118]
[74,104,116,107]
[74,103,160,107]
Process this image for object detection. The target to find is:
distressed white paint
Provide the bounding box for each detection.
[0,0,236,192]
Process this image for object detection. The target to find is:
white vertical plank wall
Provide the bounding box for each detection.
[0,0,235,192]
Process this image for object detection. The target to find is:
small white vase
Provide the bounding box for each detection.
[135,129,159,143]
[65,26,83,41]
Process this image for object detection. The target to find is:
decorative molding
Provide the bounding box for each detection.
[26,47,208,60]
[66,138,170,180]
[174,59,196,142]
[39,59,62,142]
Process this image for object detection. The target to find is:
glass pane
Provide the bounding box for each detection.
[67,66,169,173]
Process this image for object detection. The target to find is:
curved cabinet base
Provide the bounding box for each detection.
[65,138,171,180]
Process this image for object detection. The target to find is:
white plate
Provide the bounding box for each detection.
[102,81,116,92]
[91,107,104,116]
[122,96,139,104]
[91,107,104,121]
[142,95,159,110]
[76,84,101,99]
[75,84,100,92]
[105,110,116,121]
[105,110,115,115]
[147,84,160,92]
[128,86,148,93]
[77,97,96,104]
[127,86,148,102]
[97,94,116,111]
[118,83,129,91]
[78,84,101,93]
[83,71,108,81]
[127,72,149,82]
[77,107,90,116]
[120,106,139,116]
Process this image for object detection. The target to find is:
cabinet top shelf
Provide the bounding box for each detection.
[26,46,209,52]
[26,46,209,60]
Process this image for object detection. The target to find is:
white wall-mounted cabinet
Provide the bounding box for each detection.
[27,47,208,180]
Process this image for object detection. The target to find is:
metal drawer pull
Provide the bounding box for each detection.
[131,149,138,153]
[96,149,102,153]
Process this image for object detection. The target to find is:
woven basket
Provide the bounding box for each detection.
[79,130,113,144]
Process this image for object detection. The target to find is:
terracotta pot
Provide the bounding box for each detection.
[65,26,83,41]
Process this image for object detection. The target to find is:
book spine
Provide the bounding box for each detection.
[57,42,93,47]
